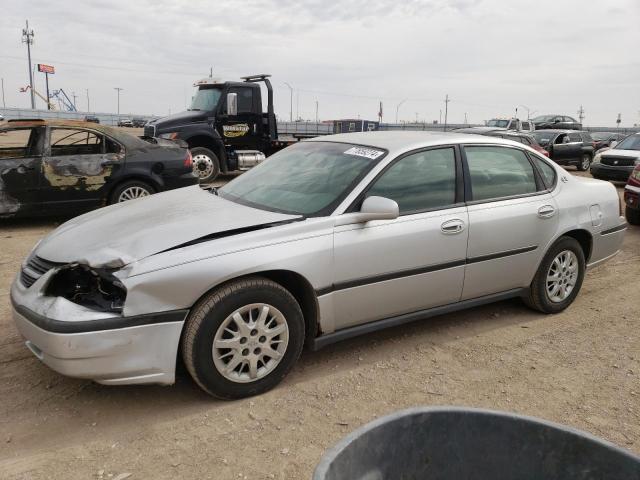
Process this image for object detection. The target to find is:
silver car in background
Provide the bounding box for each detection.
[11,131,626,399]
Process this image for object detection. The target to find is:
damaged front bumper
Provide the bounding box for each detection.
[10,267,188,386]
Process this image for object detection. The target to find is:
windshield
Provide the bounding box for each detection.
[487,119,509,128]
[532,115,555,122]
[614,134,640,151]
[218,142,386,216]
[189,87,222,111]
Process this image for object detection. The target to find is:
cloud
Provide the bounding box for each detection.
[0,0,638,125]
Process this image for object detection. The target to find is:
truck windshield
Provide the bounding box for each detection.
[189,87,223,111]
[218,142,386,216]
[487,119,509,128]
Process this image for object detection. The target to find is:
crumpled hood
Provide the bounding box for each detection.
[36,186,301,267]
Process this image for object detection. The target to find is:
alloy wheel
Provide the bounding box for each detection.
[581,155,590,170]
[193,154,214,180]
[118,186,151,202]
[546,250,579,302]
[212,303,289,383]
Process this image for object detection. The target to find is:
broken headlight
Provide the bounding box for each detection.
[46,264,127,313]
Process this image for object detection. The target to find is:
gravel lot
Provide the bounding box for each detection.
[1,170,638,480]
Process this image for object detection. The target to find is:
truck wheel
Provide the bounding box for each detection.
[191,147,220,183]
[577,154,591,171]
[523,236,585,314]
[182,276,305,399]
[626,206,640,225]
[109,180,155,204]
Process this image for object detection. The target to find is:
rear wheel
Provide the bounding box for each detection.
[190,147,220,183]
[577,153,591,171]
[182,277,305,399]
[109,180,154,204]
[626,206,640,225]
[524,236,586,314]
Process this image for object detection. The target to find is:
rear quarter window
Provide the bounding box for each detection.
[532,157,557,189]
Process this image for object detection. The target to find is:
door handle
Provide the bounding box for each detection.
[538,205,556,218]
[441,219,465,234]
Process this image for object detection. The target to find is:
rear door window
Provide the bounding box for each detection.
[49,129,103,156]
[464,146,538,201]
[568,133,582,143]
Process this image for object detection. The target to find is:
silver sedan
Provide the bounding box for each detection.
[11,132,626,399]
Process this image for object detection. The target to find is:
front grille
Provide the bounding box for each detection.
[143,125,156,137]
[601,156,638,167]
[20,256,62,288]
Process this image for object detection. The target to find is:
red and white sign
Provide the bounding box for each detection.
[37,64,55,74]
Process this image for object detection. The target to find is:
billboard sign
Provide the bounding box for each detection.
[37,64,55,74]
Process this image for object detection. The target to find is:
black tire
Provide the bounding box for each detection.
[524,236,586,314]
[626,206,640,226]
[577,153,591,171]
[108,179,155,204]
[182,276,305,399]
[190,147,220,183]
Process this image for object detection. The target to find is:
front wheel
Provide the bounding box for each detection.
[577,153,591,171]
[190,147,220,183]
[626,206,640,225]
[182,277,305,399]
[524,236,586,314]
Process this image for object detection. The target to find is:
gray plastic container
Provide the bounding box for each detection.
[314,407,640,480]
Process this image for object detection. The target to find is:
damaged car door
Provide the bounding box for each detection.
[40,127,123,211]
[0,127,45,217]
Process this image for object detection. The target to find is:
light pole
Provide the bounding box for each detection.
[395,99,407,123]
[284,82,293,122]
[86,89,90,112]
[22,20,35,109]
[114,87,123,115]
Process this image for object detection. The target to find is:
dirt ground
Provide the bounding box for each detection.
[1,171,638,479]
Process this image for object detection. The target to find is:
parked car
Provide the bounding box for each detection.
[10,131,625,399]
[118,119,134,128]
[483,131,549,157]
[591,131,627,151]
[532,115,582,131]
[486,118,534,132]
[84,115,100,124]
[132,117,147,128]
[532,130,594,170]
[0,119,197,218]
[624,163,640,225]
[591,133,640,182]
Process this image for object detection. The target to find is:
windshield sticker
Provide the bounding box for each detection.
[343,147,385,160]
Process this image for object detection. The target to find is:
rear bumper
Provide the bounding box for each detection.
[11,278,188,385]
[590,164,633,181]
[162,172,199,191]
[587,219,627,269]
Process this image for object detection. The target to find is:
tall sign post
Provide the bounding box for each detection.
[37,64,55,110]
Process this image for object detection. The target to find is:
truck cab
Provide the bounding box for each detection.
[146,75,278,182]
[486,118,534,132]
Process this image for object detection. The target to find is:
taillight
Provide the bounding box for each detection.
[184,150,193,169]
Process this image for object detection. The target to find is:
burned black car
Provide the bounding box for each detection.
[0,119,197,218]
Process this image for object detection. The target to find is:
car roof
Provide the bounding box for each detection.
[1,119,146,148]
[307,131,529,156]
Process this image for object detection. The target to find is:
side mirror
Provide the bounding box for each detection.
[226,93,238,116]
[610,141,618,149]
[335,196,399,226]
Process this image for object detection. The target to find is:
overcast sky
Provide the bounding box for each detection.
[1,0,639,126]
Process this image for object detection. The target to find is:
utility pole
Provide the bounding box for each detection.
[71,91,77,110]
[395,99,407,123]
[114,87,123,115]
[1,78,5,108]
[284,82,293,122]
[464,112,468,124]
[86,88,90,112]
[22,20,35,109]
[616,113,621,131]
[577,105,585,125]
[315,100,318,123]
[296,91,299,121]
[439,109,442,125]
[444,94,450,131]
